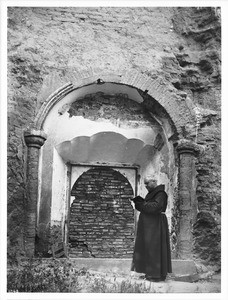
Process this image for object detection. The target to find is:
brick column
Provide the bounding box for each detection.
[24,129,47,256]
[176,139,202,259]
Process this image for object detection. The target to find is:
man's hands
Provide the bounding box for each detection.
[129,199,135,209]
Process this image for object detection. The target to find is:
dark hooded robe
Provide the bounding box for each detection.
[131,184,172,279]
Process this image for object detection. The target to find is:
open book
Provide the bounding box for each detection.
[131,195,144,203]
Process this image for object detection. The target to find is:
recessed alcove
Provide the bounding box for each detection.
[35,81,179,257]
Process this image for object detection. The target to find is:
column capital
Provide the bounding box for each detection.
[175,139,204,156]
[24,129,47,149]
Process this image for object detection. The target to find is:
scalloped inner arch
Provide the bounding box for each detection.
[55,131,155,165]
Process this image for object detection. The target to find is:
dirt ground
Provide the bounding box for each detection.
[77,269,221,293]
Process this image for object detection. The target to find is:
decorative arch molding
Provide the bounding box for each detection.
[33,69,198,138]
[55,131,158,167]
[35,82,74,130]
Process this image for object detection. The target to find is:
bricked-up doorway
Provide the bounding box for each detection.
[68,166,135,258]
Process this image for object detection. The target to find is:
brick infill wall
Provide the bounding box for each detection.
[69,167,135,258]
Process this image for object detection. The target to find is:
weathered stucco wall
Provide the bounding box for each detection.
[7,7,221,266]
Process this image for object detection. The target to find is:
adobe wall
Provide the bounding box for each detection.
[7,7,221,266]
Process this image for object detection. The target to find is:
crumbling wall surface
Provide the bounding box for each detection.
[171,7,221,266]
[7,7,221,265]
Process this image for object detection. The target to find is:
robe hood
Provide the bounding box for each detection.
[148,184,166,198]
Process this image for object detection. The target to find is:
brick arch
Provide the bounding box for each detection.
[33,69,197,138]
[69,166,135,258]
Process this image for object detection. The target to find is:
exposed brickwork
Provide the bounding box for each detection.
[69,167,134,258]
[66,92,158,128]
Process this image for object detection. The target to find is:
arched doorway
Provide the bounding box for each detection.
[24,72,201,264]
